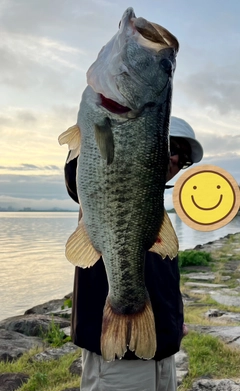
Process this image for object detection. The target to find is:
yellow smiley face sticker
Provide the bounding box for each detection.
[173,165,240,231]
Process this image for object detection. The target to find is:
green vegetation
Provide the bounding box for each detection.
[179,250,212,269]
[61,298,72,310]
[41,319,71,347]
[0,348,81,391]
[180,332,240,391]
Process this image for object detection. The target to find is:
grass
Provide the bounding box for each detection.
[178,250,212,269]
[0,319,80,390]
[40,318,72,347]
[180,332,240,391]
[0,348,81,391]
[179,233,240,389]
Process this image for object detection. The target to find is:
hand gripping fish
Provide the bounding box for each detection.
[59,7,179,361]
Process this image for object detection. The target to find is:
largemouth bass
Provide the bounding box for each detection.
[59,7,179,361]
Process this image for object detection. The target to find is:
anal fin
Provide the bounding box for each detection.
[150,209,179,259]
[101,298,156,361]
[65,220,101,267]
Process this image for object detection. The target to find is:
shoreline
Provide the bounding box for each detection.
[1,231,240,324]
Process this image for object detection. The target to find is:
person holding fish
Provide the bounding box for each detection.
[59,7,203,391]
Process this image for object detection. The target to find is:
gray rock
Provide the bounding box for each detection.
[33,342,80,361]
[0,314,70,337]
[216,313,240,323]
[210,292,240,307]
[69,356,82,376]
[190,289,211,295]
[205,310,240,323]
[0,373,29,391]
[185,282,228,288]
[205,309,226,318]
[24,298,66,315]
[24,294,73,316]
[175,349,188,385]
[46,308,72,318]
[61,388,79,391]
[189,325,240,347]
[221,276,231,281]
[0,329,44,362]
[191,379,240,391]
[62,326,71,337]
[185,272,216,281]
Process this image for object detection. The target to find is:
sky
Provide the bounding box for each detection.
[0,0,240,211]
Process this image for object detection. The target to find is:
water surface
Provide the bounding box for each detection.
[1,212,239,321]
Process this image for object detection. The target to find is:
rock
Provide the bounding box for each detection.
[24,298,66,315]
[216,313,240,323]
[190,289,211,295]
[221,276,231,281]
[191,378,240,391]
[189,325,240,348]
[69,356,82,376]
[205,310,240,323]
[24,294,73,316]
[185,283,228,288]
[0,329,44,363]
[0,373,29,391]
[175,349,188,385]
[33,342,80,361]
[205,309,226,318]
[185,272,216,281]
[61,388,79,391]
[210,292,240,307]
[0,314,70,337]
[46,308,72,318]
[62,326,71,337]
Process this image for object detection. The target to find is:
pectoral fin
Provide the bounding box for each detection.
[150,209,179,259]
[94,118,114,165]
[65,220,101,267]
[58,124,81,163]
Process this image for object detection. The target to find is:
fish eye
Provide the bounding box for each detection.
[160,59,173,76]
[193,186,197,190]
[217,185,221,189]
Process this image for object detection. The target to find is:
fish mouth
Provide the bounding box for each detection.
[99,94,131,114]
[121,8,179,51]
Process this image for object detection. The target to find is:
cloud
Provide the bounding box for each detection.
[0,174,67,199]
[0,164,60,171]
[0,194,77,211]
[197,133,240,156]
[176,64,240,115]
[0,32,85,99]
[0,0,118,40]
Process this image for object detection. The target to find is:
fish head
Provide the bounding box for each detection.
[87,7,179,114]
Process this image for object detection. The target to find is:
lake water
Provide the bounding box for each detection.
[1,211,240,321]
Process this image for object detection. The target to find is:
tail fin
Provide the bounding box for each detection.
[100,298,156,361]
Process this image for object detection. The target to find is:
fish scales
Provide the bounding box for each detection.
[59,7,179,361]
[78,89,168,311]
